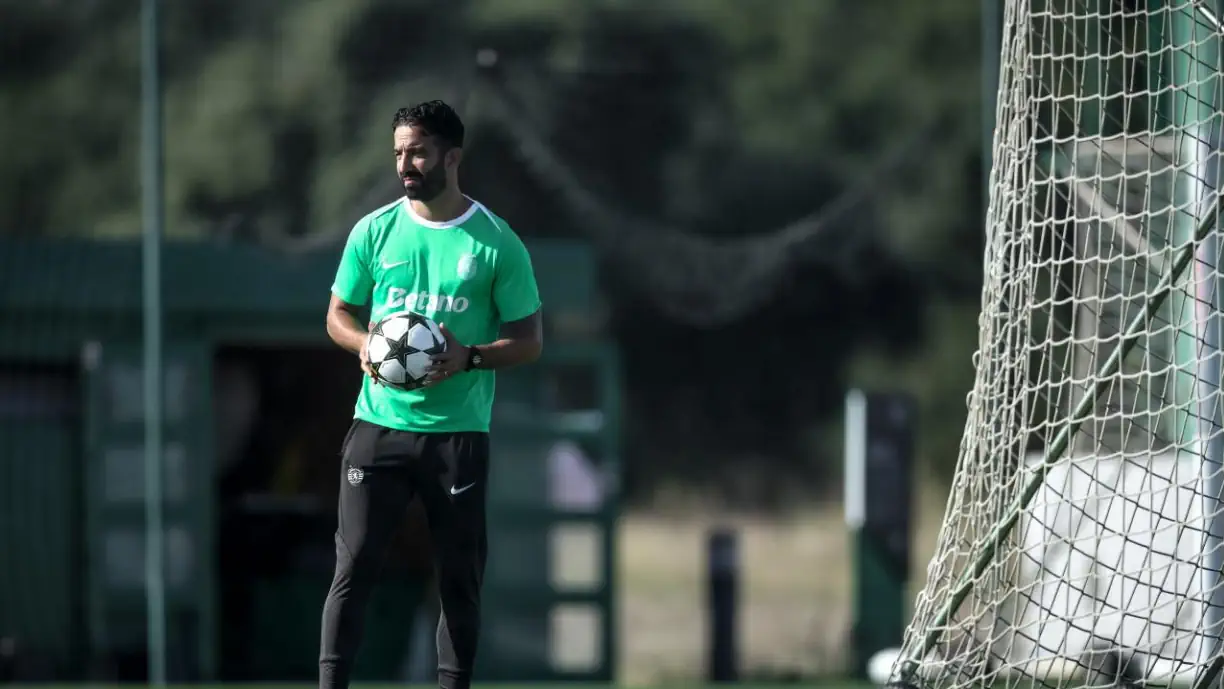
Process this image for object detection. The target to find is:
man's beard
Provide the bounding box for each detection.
[402,163,447,202]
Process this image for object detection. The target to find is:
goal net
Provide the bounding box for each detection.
[893,2,1224,689]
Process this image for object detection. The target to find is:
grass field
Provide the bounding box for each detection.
[8,683,877,689]
[8,685,875,689]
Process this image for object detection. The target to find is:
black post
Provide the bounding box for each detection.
[707,528,739,683]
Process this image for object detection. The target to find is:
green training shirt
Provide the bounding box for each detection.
[330,197,542,433]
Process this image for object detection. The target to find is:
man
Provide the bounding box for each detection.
[320,100,543,689]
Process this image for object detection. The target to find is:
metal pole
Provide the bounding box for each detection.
[140,0,167,684]
[1169,2,1224,682]
[1192,9,1224,688]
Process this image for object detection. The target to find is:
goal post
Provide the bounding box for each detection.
[1175,4,1224,681]
[892,2,1224,688]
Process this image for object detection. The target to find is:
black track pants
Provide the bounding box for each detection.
[319,420,489,689]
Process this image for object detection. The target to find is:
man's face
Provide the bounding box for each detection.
[394,125,451,202]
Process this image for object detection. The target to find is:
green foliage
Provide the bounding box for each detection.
[1,0,985,249]
[0,0,989,497]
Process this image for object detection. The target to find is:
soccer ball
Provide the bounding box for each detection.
[867,647,902,686]
[365,311,447,390]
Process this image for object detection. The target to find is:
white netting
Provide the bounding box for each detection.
[895,1,1224,688]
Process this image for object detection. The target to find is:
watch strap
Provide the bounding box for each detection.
[465,347,482,371]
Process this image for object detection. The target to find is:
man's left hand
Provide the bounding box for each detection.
[424,322,469,386]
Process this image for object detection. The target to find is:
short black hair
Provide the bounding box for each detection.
[391,100,464,148]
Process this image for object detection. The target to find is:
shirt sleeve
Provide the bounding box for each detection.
[330,217,375,306]
[493,226,542,323]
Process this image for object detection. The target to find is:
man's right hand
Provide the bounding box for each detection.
[328,295,379,383]
[359,335,380,384]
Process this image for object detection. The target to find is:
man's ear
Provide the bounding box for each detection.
[446,147,464,170]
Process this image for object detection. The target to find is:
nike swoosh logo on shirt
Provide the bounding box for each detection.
[381,258,411,270]
[450,483,475,496]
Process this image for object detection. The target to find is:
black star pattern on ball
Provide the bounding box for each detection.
[385,336,410,359]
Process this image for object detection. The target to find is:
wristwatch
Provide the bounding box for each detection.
[465,347,483,372]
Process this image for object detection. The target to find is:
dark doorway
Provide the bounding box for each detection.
[213,345,354,681]
[212,345,432,682]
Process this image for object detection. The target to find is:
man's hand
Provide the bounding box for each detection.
[424,322,470,386]
[359,333,381,385]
